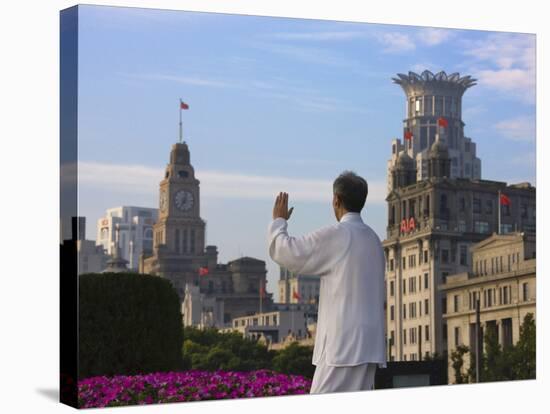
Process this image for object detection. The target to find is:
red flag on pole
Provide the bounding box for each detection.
[259,282,266,298]
[292,290,301,301]
[180,100,189,110]
[500,193,511,206]
[198,266,209,276]
[404,130,413,140]
[437,117,448,128]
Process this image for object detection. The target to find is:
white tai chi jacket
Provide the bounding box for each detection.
[267,212,386,367]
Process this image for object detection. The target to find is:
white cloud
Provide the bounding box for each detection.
[417,28,454,46]
[374,32,416,53]
[462,33,535,104]
[78,162,387,204]
[249,41,357,67]
[494,115,536,142]
[125,73,233,88]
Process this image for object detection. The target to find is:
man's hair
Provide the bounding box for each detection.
[333,170,369,213]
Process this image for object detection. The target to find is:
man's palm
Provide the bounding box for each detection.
[273,192,294,220]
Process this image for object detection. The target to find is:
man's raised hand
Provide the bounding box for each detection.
[273,192,294,220]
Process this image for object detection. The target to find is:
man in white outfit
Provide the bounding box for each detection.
[267,171,386,394]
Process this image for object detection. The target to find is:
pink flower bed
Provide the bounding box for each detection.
[78,369,312,408]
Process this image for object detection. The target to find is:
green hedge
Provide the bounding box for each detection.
[78,272,183,379]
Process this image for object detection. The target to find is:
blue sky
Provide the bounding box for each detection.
[76,5,536,297]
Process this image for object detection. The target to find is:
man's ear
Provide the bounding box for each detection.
[333,193,340,208]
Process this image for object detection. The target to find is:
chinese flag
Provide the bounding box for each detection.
[259,281,266,298]
[292,290,301,301]
[404,130,413,140]
[180,101,189,110]
[500,193,511,206]
[437,117,448,128]
[198,266,209,276]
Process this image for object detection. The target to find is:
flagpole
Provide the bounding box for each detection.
[179,98,183,143]
[498,190,501,235]
[259,279,263,315]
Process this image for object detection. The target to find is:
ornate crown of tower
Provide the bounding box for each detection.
[387,70,482,193]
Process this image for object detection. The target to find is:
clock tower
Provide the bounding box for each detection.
[140,142,207,297]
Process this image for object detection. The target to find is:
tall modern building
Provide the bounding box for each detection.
[383,70,536,362]
[140,142,273,325]
[96,206,158,270]
[388,70,481,194]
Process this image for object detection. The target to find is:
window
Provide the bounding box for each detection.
[419,300,422,316]
[424,250,428,263]
[459,197,466,212]
[503,286,509,304]
[426,195,430,216]
[458,220,467,232]
[425,299,429,315]
[425,95,433,115]
[425,325,430,341]
[415,97,422,113]
[390,305,395,321]
[460,245,468,266]
[523,282,529,301]
[390,259,394,271]
[485,200,493,214]
[474,221,490,233]
[442,298,447,314]
[175,229,180,253]
[444,96,452,116]
[434,96,443,116]
[454,295,459,312]
[403,329,407,345]
[424,273,429,289]
[420,125,428,149]
[473,198,481,214]
[402,257,406,270]
[403,278,407,294]
[403,304,407,319]
[521,204,528,219]
[390,281,395,296]
[441,249,449,264]
[454,326,460,347]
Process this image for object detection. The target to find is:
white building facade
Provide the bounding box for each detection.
[96,206,158,270]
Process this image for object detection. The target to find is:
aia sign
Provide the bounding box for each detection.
[400,217,416,234]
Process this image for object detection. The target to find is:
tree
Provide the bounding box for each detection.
[271,342,315,379]
[511,313,536,379]
[450,345,469,384]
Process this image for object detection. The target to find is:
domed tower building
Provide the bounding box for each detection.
[382,70,536,365]
[387,70,481,193]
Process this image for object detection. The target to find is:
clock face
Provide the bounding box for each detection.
[174,190,194,211]
[159,190,168,211]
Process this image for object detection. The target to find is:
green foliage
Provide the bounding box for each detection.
[465,313,536,383]
[271,342,315,379]
[181,327,315,378]
[450,345,469,384]
[182,327,276,372]
[79,272,184,379]
[511,313,536,379]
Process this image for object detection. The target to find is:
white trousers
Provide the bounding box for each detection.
[310,357,377,394]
